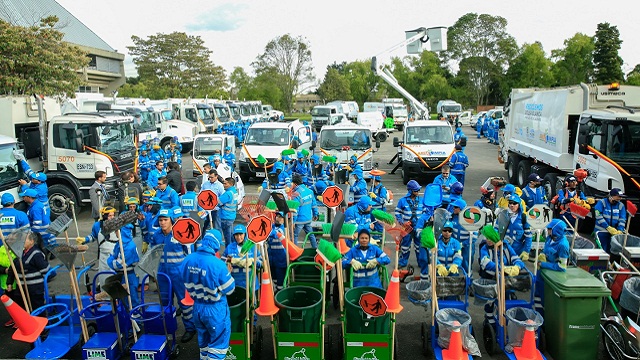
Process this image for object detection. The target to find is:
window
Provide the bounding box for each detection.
[53,124,97,150]
[586,121,604,152]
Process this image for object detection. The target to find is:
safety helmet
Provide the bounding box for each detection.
[508,194,522,205]
[271,161,284,174]
[142,189,156,198]
[233,224,247,235]
[407,180,421,192]
[442,221,454,231]
[147,196,162,205]
[153,144,161,150]
[357,196,372,212]
[125,197,139,205]
[35,173,47,182]
[451,198,467,209]
[450,182,464,195]
[502,184,516,194]
[100,206,117,216]
[157,208,171,218]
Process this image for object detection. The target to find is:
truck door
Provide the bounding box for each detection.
[577,118,606,192]
[50,123,97,177]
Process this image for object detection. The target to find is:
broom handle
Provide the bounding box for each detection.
[337,258,345,313]
[532,229,541,300]
[208,211,213,231]
[246,248,251,356]
[69,201,86,266]
[116,230,138,342]
[63,230,89,342]
[0,232,30,314]
[258,242,277,360]
[622,210,632,249]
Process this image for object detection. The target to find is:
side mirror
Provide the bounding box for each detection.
[498,120,505,129]
[74,129,84,153]
[577,134,589,155]
[393,137,400,147]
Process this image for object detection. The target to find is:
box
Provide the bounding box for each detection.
[82,332,119,360]
[571,248,609,274]
[130,334,168,360]
[623,247,640,269]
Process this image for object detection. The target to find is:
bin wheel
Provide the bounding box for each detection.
[421,322,430,356]
[394,336,399,359]
[603,321,625,360]
[252,325,263,360]
[332,279,340,310]
[482,319,497,355]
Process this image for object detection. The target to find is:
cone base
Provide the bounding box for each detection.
[12,316,48,343]
[441,348,469,360]
[513,346,544,360]
[181,298,194,306]
[386,305,404,314]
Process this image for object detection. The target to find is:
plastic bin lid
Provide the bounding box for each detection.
[571,248,610,260]
[541,267,610,298]
[623,247,640,257]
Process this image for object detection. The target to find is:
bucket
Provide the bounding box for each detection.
[344,286,390,334]
[275,286,323,333]
[228,286,247,333]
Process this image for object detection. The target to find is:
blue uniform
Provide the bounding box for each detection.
[181,246,235,360]
[395,193,423,269]
[107,224,140,308]
[450,214,473,275]
[556,187,588,229]
[262,170,291,190]
[218,187,238,246]
[150,149,166,165]
[222,241,262,290]
[504,211,532,256]
[342,244,390,288]
[478,241,525,279]
[535,219,570,317]
[435,236,463,271]
[223,152,236,172]
[157,187,180,209]
[351,177,368,204]
[448,152,469,186]
[146,168,166,189]
[267,223,287,290]
[432,174,458,206]
[521,185,547,209]
[151,230,194,332]
[0,207,30,238]
[292,184,318,247]
[594,198,626,253]
[19,160,49,210]
[180,191,201,214]
[166,147,182,166]
[138,154,152,181]
[27,199,55,247]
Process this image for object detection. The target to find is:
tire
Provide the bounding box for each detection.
[161,139,171,153]
[517,160,532,188]
[482,319,497,355]
[542,173,559,200]
[402,164,410,185]
[603,321,625,360]
[506,154,519,184]
[376,132,388,142]
[48,184,78,219]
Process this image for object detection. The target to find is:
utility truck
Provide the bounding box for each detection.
[382,98,409,129]
[311,105,339,131]
[0,95,136,216]
[262,104,284,121]
[319,121,380,179]
[356,111,392,142]
[437,99,463,124]
[500,83,640,202]
[393,120,459,184]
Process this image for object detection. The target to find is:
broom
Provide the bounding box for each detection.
[316,239,342,268]
[371,209,396,230]
[385,223,412,272]
[282,148,296,158]
[321,223,358,238]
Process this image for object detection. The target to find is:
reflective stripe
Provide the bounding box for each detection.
[353,269,378,278]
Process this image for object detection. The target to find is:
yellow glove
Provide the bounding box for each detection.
[344,165,352,171]
[587,197,596,205]
[369,238,380,246]
[505,266,520,276]
[317,195,323,201]
[520,251,529,261]
[351,259,363,271]
[142,242,149,254]
[257,186,264,194]
[366,259,378,269]
[76,237,85,245]
[607,226,617,235]
[437,264,449,277]
[448,264,459,275]
[245,258,254,267]
[231,257,242,266]
[538,253,547,263]
[368,192,377,200]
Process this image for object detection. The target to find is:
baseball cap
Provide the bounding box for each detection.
[157,209,171,218]
[233,224,247,235]
[528,173,542,182]
[21,189,38,198]
[565,175,577,183]
[610,188,625,197]
[1,193,15,205]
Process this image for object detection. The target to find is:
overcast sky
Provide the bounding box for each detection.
[56,0,640,84]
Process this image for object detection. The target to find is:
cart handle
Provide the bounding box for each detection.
[76,259,98,283]
[31,303,71,329]
[130,302,164,322]
[283,261,324,289]
[79,301,113,321]
[91,270,117,298]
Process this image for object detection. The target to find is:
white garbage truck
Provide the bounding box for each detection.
[500,83,640,202]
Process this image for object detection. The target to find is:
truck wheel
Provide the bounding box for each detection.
[402,164,410,185]
[506,155,519,184]
[517,160,532,188]
[48,184,77,219]
[542,173,559,200]
[376,132,388,142]
[161,139,171,153]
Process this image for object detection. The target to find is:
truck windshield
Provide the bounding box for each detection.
[406,126,453,145]
[607,122,640,162]
[0,143,20,186]
[197,107,213,121]
[134,111,155,133]
[161,110,173,121]
[99,123,135,152]
[185,108,198,122]
[443,105,462,112]
[214,106,231,123]
[245,128,290,146]
[194,137,223,156]
[249,105,257,116]
[229,105,241,119]
[393,105,408,116]
[312,108,331,116]
[320,129,372,150]
[241,105,251,116]
[263,105,273,112]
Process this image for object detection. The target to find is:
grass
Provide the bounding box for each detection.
[287,113,312,121]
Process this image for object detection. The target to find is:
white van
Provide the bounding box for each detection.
[356,111,391,142]
[311,105,339,131]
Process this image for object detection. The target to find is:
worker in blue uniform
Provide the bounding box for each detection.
[150,208,196,343]
[448,144,469,186]
[22,189,56,249]
[147,161,166,189]
[291,174,318,248]
[181,228,235,360]
[350,169,368,204]
[156,177,180,209]
[434,222,463,278]
[520,173,547,209]
[180,181,201,214]
[0,193,30,237]
[261,161,291,191]
[267,212,287,291]
[534,219,570,316]
[594,188,627,254]
[223,146,236,172]
[344,196,374,247]
[107,223,140,308]
[395,180,424,271]
[432,165,458,207]
[218,177,239,246]
[222,224,261,290]
[449,199,474,275]
[342,229,390,289]
[503,194,533,261]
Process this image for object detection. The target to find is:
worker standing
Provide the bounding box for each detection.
[448,144,469,186]
[593,188,627,254]
[395,181,423,271]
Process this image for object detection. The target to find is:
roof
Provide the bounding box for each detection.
[249,120,303,129]
[0,0,117,52]
[406,120,452,128]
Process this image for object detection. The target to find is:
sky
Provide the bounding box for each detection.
[56,0,640,85]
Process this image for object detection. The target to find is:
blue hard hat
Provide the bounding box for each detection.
[148,197,162,205]
[451,198,467,209]
[508,194,522,205]
[407,180,421,192]
[503,184,516,194]
[450,182,464,195]
[357,196,372,211]
[202,229,222,251]
[1,193,15,205]
[442,221,454,230]
[233,224,246,235]
[21,189,38,198]
[158,209,171,218]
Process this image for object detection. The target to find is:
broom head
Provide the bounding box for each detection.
[282,148,296,157]
[256,154,267,165]
[420,226,436,249]
[301,149,310,157]
[628,200,637,217]
[46,214,73,236]
[481,225,501,244]
[240,240,255,256]
[321,223,358,237]
[102,211,138,234]
[371,209,395,226]
[322,155,336,163]
[569,202,590,219]
[316,239,342,267]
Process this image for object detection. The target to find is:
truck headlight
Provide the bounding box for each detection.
[404,153,418,162]
[181,136,193,143]
[239,152,246,162]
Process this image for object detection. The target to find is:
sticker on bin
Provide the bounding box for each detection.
[346,342,389,347]
[278,342,319,347]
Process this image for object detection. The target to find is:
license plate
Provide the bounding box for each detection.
[256,171,266,177]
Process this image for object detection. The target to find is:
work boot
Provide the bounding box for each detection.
[181,330,196,343]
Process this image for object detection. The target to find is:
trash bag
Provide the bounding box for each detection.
[568,235,595,250]
[611,235,640,255]
[505,272,532,292]
[472,278,497,305]
[406,280,431,302]
[435,308,481,357]
[505,307,543,353]
[435,275,466,297]
[620,277,640,315]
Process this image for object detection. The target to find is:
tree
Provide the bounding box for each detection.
[229,66,252,99]
[626,64,640,86]
[551,33,594,85]
[443,13,518,105]
[127,32,228,98]
[0,16,88,96]
[252,34,314,113]
[317,68,350,102]
[593,22,624,84]
[343,59,380,106]
[506,42,554,89]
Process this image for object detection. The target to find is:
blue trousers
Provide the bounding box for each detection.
[221,219,234,247]
[193,302,231,359]
[461,241,476,276]
[595,231,612,254]
[294,222,317,248]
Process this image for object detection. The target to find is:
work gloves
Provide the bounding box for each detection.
[142,242,149,254]
[76,237,85,245]
[436,264,449,277]
[519,251,530,261]
[369,192,377,200]
[351,259,363,271]
[448,264,459,275]
[366,259,378,269]
[607,226,623,235]
[504,266,521,277]
[537,253,547,263]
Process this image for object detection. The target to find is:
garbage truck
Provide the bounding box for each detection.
[499,83,640,202]
[0,95,136,216]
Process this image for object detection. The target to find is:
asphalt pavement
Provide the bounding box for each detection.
[0,128,567,359]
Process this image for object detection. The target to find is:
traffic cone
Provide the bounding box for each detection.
[314,254,333,271]
[384,269,404,314]
[256,272,279,316]
[281,236,304,262]
[1,295,47,343]
[441,321,468,360]
[338,237,350,255]
[181,289,194,306]
[513,320,544,360]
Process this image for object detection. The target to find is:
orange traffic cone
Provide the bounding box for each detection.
[181,289,194,306]
[314,254,333,271]
[338,237,350,255]
[384,269,404,314]
[513,320,544,360]
[1,295,47,343]
[441,321,469,360]
[256,272,279,316]
[281,236,304,262]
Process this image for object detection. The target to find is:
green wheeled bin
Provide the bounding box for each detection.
[541,267,610,360]
[343,286,394,359]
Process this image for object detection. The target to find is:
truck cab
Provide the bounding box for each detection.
[382,99,409,130]
[319,121,379,179]
[311,105,339,131]
[238,120,314,182]
[438,100,463,124]
[150,108,196,152]
[393,120,457,184]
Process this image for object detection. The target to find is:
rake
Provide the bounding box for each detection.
[239,202,266,223]
[385,223,413,271]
